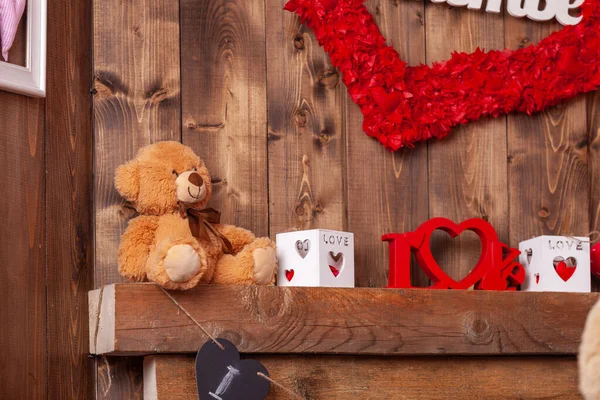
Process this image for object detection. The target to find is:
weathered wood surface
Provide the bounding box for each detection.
[0,92,45,399]
[92,0,182,397]
[590,91,600,292]
[346,0,429,288]
[89,284,599,356]
[182,0,269,235]
[97,356,144,400]
[93,0,181,286]
[425,4,508,284]
[45,0,95,397]
[144,354,580,400]
[506,19,590,286]
[266,0,346,235]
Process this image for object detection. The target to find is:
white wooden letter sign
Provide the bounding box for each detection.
[431,0,584,26]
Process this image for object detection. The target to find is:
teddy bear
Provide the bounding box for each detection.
[580,299,600,399]
[115,141,278,290]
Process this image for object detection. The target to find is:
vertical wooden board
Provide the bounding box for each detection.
[588,92,600,291]
[346,0,428,288]
[94,0,181,285]
[45,0,95,397]
[506,21,588,268]
[425,6,508,282]
[93,0,181,396]
[98,356,144,400]
[181,0,268,235]
[266,0,345,235]
[0,93,45,399]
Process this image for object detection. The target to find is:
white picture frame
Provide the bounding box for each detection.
[0,0,46,97]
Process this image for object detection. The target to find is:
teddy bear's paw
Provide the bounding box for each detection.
[163,244,201,283]
[252,246,277,285]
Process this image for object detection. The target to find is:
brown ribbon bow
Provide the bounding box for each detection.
[178,204,233,254]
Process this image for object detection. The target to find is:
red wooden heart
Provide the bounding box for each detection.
[555,261,576,281]
[285,269,295,281]
[412,218,499,289]
[285,0,600,150]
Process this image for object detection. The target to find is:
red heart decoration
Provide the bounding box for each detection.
[412,218,499,289]
[285,269,295,282]
[555,261,576,282]
[591,243,600,279]
[371,87,405,115]
[285,0,600,150]
[329,265,340,277]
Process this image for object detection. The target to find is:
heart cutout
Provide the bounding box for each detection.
[328,251,344,277]
[413,218,499,289]
[430,229,482,282]
[554,256,577,282]
[295,239,310,259]
[525,249,533,265]
[285,0,600,150]
[196,338,270,400]
[285,269,295,282]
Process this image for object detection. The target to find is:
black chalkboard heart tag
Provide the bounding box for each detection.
[195,338,270,400]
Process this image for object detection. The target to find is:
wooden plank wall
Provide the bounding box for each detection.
[0,0,94,398]
[90,0,600,397]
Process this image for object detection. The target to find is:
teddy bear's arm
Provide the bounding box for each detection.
[214,224,257,254]
[118,215,159,282]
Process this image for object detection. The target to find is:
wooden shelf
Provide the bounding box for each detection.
[143,355,580,400]
[89,283,599,356]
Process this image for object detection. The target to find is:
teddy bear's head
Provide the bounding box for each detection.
[115,141,212,215]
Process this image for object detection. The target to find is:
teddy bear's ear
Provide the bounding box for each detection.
[115,160,140,202]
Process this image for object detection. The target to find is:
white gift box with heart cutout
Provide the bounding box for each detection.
[276,229,355,287]
[519,235,590,292]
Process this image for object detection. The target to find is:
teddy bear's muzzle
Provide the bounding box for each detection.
[176,171,207,204]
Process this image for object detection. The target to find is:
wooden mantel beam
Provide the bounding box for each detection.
[89,283,599,356]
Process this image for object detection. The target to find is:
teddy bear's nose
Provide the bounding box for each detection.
[188,172,204,188]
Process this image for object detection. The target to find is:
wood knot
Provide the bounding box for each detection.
[295,110,308,127]
[118,201,139,220]
[93,77,115,99]
[295,204,306,216]
[293,34,305,50]
[538,207,550,220]
[416,11,424,25]
[519,36,530,48]
[463,312,494,345]
[267,130,282,142]
[148,87,168,105]
[319,69,339,88]
[314,129,333,146]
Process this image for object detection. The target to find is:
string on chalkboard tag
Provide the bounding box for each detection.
[158,286,303,400]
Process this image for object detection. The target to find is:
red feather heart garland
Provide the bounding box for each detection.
[284,0,600,150]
